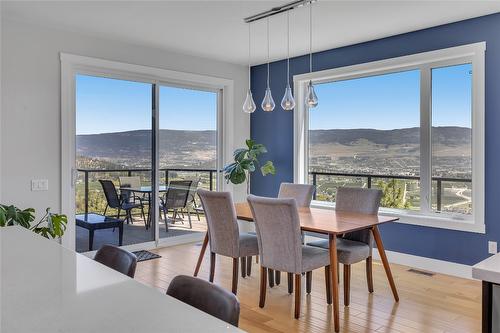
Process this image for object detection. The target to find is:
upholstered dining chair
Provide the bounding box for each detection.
[167,275,240,327]
[307,187,382,306]
[247,195,332,319]
[269,183,316,289]
[94,244,137,278]
[197,189,259,295]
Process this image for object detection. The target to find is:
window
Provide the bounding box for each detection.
[294,43,485,233]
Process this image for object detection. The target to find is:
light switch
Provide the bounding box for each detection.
[31,179,49,191]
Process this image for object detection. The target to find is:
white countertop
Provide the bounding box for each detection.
[0,227,242,333]
[473,252,500,284]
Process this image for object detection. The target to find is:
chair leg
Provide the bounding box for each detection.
[103,205,108,216]
[141,204,147,228]
[306,271,312,294]
[344,264,351,306]
[232,258,239,295]
[259,266,267,308]
[275,270,281,285]
[325,265,332,304]
[287,273,293,294]
[209,252,216,282]
[268,269,275,287]
[366,256,374,293]
[187,211,192,229]
[246,256,252,276]
[241,257,247,278]
[294,274,301,319]
[196,210,201,221]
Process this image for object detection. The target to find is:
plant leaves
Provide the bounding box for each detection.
[261,161,276,176]
[245,139,255,150]
[233,148,248,162]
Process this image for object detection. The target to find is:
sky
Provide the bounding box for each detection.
[76,75,217,135]
[310,63,472,130]
[76,63,471,134]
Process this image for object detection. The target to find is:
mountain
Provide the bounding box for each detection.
[77,129,216,168]
[309,126,471,146]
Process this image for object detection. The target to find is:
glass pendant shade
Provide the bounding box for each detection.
[305,81,318,108]
[243,89,256,113]
[261,87,275,112]
[281,85,295,111]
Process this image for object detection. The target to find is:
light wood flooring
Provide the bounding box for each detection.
[135,242,481,333]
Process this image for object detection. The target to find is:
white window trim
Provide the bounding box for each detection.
[293,42,485,234]
[60,53,235,250]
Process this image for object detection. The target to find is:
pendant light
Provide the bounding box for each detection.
[243,23,257,113]
[281,10,295,111]
[305,1,318,108]
[261,17,275,112]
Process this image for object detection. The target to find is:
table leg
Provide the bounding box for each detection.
[118,224,123,246]
[372,225,399,302]
[329,234,340,332]
[194,232,209,277]
[89,229,94,251]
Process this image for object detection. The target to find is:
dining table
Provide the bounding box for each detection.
[119,185,168,226]
[193,202,400,332]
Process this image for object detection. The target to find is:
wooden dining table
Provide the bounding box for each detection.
[193,202,400,332]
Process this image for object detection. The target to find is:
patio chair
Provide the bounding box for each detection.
[181,178,202,221]
[119,176,150,215]
[160,180,193,231]
[99,179,146,228]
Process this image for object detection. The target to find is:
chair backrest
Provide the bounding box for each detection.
[119,176,141,189]
[165,180,193,209]
[335,187,382,245]
[99,180,121,209]
[197,189,240,257]
[247,195,303,274]
[94,244,137,278]
[167,275,240,327]
[278,183,315,207]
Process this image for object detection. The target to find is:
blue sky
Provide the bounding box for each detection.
[76,64,471,134]
[76,75,217,135]
[310,63,472,130]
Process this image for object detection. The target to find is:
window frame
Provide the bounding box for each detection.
[293,42,485,233]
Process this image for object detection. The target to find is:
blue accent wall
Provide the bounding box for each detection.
[250,13,500,266]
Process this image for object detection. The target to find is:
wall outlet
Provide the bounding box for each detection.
[489,241,498,255]
[31,179,48,191]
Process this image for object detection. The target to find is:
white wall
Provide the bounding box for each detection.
[1,18,250,218]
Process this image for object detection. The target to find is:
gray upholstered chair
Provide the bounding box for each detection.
[307,187,382,306]
[167,275,240,327]
[197,189,259,295]
[268,183,315,289]
[247,195,332,319]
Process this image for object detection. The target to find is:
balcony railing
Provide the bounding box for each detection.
[309,171,471,212]
[77,168,217,215]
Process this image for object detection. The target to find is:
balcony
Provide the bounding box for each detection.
[76,168,216,252]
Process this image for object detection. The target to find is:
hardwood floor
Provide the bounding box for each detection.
[135,242,481,333]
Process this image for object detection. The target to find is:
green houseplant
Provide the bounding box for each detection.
[0,205,68,239]
[224,139,276,193]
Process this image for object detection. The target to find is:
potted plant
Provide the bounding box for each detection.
[0,205,68,240]
[224,139,276,194]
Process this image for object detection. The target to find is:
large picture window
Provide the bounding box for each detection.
[294,42,485,233]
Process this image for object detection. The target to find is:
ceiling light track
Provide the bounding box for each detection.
[243,0,317,23]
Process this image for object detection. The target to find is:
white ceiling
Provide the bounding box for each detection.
[3,1,500,66]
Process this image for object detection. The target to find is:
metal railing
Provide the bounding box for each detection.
[78,168,217,215]
[309,171,471,212]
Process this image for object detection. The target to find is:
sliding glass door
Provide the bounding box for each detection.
[74,75,220,252]
[157,85,219,240]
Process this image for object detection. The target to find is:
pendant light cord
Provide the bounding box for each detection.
[309,1,313,73]
[287,10,290,86]
[267,17,270,88]
[248,23,251,89]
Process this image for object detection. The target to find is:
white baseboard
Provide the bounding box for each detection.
[304,234,473,280]
[372,249,473,280]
